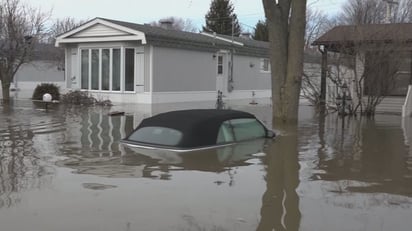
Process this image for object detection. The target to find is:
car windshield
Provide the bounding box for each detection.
[127,126,183,146]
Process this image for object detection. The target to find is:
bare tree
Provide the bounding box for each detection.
[256,6,333,47]
[349,42,402,116]
[301,71,321,106]
[305,7,330,49]
[150,17,198,32]
[0,0,49,104]
[262,0,307,124]
[339,0,386,25]
[48,17,85,42]
[394,0,412,22]
[339,0,412,25]
[46,17,85,70]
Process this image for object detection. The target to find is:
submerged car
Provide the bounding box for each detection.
[121,109,275,152]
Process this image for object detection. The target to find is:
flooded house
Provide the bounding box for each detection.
[55,18,272,104]
[313,23,412,115]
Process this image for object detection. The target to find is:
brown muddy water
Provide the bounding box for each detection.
[0,100,411,231]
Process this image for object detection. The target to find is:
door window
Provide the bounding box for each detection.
[217,55,223,74]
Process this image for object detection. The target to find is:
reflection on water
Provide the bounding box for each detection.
[1,101,412,230]
[128,139,268,183]
[0,105,61,209]
[307,115,412,197]
[57,107,152,178]
[257,126,301,231]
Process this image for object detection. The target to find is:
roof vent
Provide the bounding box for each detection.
[240,32,252,39]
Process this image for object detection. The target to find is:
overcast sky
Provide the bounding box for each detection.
[29,0,346,30]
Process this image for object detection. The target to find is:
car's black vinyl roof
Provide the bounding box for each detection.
[131,109,256,148]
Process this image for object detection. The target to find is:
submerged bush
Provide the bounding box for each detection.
[61,90,112,106]
[32,83,60,101]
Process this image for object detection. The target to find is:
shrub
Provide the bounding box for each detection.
[61,90,112,106]
[32,83,60,101]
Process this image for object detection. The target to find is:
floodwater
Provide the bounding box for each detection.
[0,100,411,231]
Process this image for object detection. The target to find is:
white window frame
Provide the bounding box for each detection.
[260,58,271,73]
[217,55,224,75]
[79,46,137,93]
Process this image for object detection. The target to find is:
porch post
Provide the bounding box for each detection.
[410,50,412,84]
[319,46,328,107]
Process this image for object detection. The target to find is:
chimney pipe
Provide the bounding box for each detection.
[159,19,174,30]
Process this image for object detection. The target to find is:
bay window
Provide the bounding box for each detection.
[80,47,136,92]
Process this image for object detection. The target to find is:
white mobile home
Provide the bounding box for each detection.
[55,18,271,104]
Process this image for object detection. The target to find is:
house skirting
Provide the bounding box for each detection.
[88,90,271,104]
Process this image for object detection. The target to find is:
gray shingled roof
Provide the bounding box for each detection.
[99,18,269,57]
[313,23,412,51]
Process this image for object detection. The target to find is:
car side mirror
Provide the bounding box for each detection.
[266,130,276,138]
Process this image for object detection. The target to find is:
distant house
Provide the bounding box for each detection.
[55,18,272,104]
[313,23,412,115]
[11,61,65,99]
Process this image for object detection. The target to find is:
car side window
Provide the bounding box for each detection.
[216,118,266,144]
[127,126,183,146]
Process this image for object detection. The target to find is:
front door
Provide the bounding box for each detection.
[70,49,79,89]
[216,53,228,95]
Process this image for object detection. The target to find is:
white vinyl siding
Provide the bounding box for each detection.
[72,24,130,38]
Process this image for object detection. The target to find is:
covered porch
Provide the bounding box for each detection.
[313,23,412,116]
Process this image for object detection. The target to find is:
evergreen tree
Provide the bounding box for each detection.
[203,0,241,36]
[252,20,269,41]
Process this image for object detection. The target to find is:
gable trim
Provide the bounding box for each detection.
[56,35,145,44]
[55,18,147,47]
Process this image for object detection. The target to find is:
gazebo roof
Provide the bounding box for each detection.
[313,23,412,52]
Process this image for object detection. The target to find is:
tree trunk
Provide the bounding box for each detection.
[263,0,307,125]
[1,81,11,105]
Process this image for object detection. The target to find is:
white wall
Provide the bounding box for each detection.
[152,46,216,92]
[232,55,271,90]
[0,61,65,100]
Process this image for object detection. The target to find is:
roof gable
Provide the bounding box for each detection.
[70,23,131,38]
[55,18,146,47]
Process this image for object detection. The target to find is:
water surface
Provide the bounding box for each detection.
[0,101,411,231]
